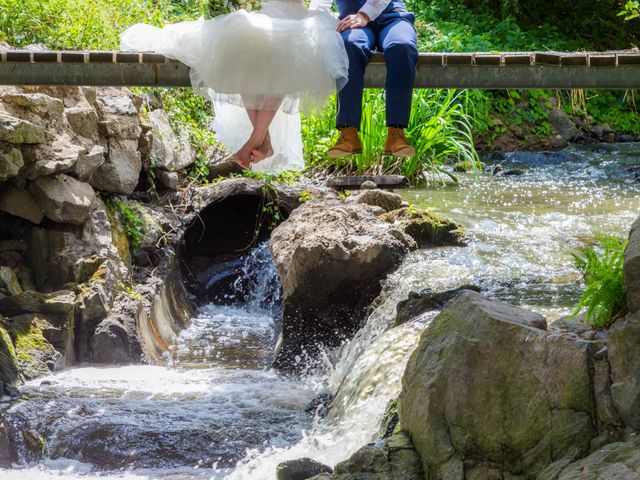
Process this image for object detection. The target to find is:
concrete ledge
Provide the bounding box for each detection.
[1,50,639,89]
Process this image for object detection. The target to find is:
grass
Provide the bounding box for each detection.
[571,235,628,329]
[304,89,480,183]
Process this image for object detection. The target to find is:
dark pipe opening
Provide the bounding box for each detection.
[179,193,290,306]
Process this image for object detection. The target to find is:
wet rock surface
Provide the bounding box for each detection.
[277,458,333,480]
[307,432,423,480]
[269,200,415,369]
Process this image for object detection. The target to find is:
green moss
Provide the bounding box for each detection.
[386,207,465,247]
[9,319,57,379]
[104,200,132,267]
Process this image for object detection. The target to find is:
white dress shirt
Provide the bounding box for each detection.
[309,0,392,22]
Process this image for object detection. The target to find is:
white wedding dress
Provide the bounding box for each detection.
[121,0,348,173]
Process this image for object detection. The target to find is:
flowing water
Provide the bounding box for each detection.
[1,144,639,479]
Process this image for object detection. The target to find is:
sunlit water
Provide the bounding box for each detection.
[2,144,639,479]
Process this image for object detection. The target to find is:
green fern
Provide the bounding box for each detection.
[571,235,628,329]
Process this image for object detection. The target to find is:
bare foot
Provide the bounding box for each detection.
[235,133,265,167]
[249,132,274,164]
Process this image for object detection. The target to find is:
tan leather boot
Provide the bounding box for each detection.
[327,127,363,158]
[384,127,416,158]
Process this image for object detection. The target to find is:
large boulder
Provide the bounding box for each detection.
[148,109,194,171]
[624,214,640,314]
[607,314,640,431]
[89,146,141,195]
[29,174,95,225]
[23,138,87,179]
[0,184,44,224]
[270,201,415,368]
[399,291,598,480]
[0,112,47,144]
[26,199,128,292]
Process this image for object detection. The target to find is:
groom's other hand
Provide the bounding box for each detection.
[337,12,370,32]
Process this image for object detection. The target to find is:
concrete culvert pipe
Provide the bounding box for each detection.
[138,178,300,363]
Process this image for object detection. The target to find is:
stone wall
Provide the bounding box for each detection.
[0,85,197,394]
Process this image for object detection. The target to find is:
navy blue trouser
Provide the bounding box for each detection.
[337,11,418,129]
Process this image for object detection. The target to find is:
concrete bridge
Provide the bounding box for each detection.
[1,50,640,89]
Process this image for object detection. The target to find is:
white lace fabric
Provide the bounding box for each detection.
[121,0,348,173]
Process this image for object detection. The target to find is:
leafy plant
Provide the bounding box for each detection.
[114,201,147,250]
[571,235,628,329]
[619,1,640,20]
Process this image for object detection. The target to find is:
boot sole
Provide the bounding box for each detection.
[384,148,416,158]
[327,149,363,159]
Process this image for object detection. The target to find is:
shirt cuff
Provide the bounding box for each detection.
[358,4,380,22]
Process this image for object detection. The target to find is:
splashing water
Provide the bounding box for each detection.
[2,144,640,479]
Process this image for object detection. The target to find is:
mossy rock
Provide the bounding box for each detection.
[9,315,61,379]
[0,321,18,387]
[104,200,132,267]
[383,207,465,248]
[453,159,484,173]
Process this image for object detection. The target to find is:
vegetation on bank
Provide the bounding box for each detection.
[572,235,628,329]
[0,0,638,182]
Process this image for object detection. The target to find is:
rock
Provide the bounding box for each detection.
[453,159,483,173]
[608,315,640,431]
[0,266,22,295]
[96,89,139,116]
[148,109,194,171]
[277,458,333,480]
[547,108,582,141]
[0,323,19,390]
[0,112,47,144]
[0,240,26,253]
[65,106,99,139]
[550,437,640,480]
[308,432,423,480]
[27,199,128,292]
[616,133,636,143]
[23,138,87,179]
[0,144,24,181]
[2,92,64,118]
[8,313,62,379]
[157,169,179,189]
[0,289,76,316]
[11,313,72,362]
[270,202,415,368]
[394,285,482,327]
[346,189,404,212]
[72,145,105,181]
[0,417,17,468]
[89,298,143,364]
[360,180,377,189]
[0,185,44,224]
[399,291,597,479]
[89,147,141,195]
[29,174,95,225]
[384,207,464,248]
[624,214,640,314]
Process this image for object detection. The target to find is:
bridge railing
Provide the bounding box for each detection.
[1,50,640,89]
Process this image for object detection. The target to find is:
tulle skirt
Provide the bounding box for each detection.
[121,0,348,173]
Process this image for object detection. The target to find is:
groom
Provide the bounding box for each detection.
[315,0,419,158]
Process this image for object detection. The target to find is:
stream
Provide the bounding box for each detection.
[1,143,639,479]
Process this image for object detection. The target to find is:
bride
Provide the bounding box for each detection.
[121,0,349,174]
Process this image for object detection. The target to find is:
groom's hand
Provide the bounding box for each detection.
[337,12,370,32]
